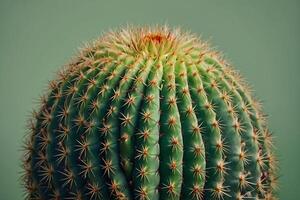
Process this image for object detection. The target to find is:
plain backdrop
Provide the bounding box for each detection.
[0,0,299,199]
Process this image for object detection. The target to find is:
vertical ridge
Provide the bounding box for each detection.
[175,61,206,200]
[158,55,183,200]
[185,60,224,200]
[132,57,163,200]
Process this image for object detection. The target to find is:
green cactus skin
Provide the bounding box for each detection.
[22,26,278,200]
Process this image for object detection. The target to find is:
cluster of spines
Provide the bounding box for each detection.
[22,27,278,200]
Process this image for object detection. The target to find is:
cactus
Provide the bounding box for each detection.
[22,26,278,200]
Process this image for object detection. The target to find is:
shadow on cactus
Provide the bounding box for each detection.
[22,26,279,200]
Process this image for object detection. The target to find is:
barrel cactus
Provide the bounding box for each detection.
[22,26,278,200]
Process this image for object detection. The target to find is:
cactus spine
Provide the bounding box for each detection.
[22,26,278,200]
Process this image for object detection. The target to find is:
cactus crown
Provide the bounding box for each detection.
[100,26,201,56]
[22,26,278,200]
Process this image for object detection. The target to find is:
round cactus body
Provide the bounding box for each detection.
[22,26,278,200]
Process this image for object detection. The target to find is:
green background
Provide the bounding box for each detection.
[0,0,299,199]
